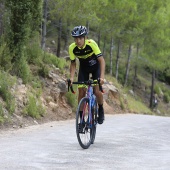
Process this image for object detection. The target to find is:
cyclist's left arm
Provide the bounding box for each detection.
[89,39,105,85]
[98,56,105,85]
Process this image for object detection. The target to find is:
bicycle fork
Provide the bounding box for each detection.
[81,100,93,128]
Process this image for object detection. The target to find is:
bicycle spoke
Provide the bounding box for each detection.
[76,97,92,149]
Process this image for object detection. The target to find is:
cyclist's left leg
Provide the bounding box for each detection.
[93,86,104,124]
[91,67,105,124]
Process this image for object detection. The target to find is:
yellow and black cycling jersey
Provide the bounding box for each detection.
[69,39,102,68]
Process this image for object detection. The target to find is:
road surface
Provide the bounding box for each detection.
[0,114,170,170]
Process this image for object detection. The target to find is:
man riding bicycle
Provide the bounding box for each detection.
[69,25,105,124]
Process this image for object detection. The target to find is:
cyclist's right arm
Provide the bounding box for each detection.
[69,43,77,84]
[70,60,76,83]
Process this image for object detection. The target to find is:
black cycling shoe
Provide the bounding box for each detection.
[78,119,85,133]
[98,107,105,124]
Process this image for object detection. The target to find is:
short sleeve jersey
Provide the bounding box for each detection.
[69,39,102,68]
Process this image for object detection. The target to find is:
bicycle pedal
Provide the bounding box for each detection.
[78,123,85,133]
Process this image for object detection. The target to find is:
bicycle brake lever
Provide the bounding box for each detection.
[70,85,76,94]
[67,79,71,92]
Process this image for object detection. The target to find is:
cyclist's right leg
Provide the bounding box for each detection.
[78,88,86,126]
[77,66,89,113]
[78,88,86,103]
[77,68,88,131]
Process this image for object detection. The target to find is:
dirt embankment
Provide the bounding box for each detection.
[0,68,122,131]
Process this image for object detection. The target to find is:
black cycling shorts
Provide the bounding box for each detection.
[78,64,100,83]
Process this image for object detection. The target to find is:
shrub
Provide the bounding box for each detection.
[43,52,67,70]
[0,37,13,71]
[120,96,125,110]
[12,57,31,84]
[163,93,170,103]
[65,90,77,111]
[26,37,43,65]
[24,94,45,119]
[0,71,16,114]
[38,64,50,78]
[154,84,161,96]
[0,103,4,123]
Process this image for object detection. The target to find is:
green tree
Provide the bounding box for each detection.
[5,0,43,82]
[142,0,170,108]
[47,0,105,56]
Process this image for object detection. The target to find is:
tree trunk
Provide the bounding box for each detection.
[102,35,106,56]
[97,30,101,48]
[41,0,48,50]
[115,39,121,80]
[57,18,62,57]
[150,69,155,108]
[0,2,4,36]
[86,21,89,33]
[63,20,70,50]
[110,37,114,76]
[124,44,132,86]
[133,43,139,92]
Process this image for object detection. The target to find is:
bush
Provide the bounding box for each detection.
[26,38,43,65]
[120,96,125,110]
[12,56,31,84]
[0,37,12,71]
[0,103,4,123]
[0,71,16,114]
[65,90,77,111]
[154,84,161,96]
[24,94,45,119]
[19,58,31,84]
[38,64,50,78]
[43,52,67,70]
[163,93,170,103]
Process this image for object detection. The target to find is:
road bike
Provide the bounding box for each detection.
[67,79,103,149]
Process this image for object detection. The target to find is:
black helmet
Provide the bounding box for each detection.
[71,26,88,37]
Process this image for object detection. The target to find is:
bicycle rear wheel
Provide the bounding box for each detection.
[90,98,98,144]
[76,97,93,149]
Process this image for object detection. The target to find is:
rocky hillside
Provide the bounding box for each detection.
[0,65,121,130]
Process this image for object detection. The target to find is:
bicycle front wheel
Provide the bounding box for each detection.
[76,97,92,149]
[91,98,98,144]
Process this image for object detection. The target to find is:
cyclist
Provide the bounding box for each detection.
[69,25,105,124]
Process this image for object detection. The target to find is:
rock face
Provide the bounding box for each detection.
[102,81,122,113]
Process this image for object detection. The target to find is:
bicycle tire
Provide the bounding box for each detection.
[91,98,97,144]
[76,97,93,149]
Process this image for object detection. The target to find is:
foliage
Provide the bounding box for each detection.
[38,63,50,78]
[127,95,153,114]
[5,0,43,78]
[0,36,12,71]
[65,90,77,111]
[26,34,43,65]
[0,71,16,114]
[42,52,68,70]
[30,76,43,97]
[105,74,122,89]
[0,0,170,119]
[154,84,161,96]
[163,93,170,103]
[119,96,125,110]
[0,103,4,123]
[13,57,31,84]
[24,94,45,119]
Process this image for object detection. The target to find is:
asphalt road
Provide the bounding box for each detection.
[0,114,170,170]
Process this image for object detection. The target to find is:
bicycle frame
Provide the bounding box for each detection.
[81,85,96,126]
